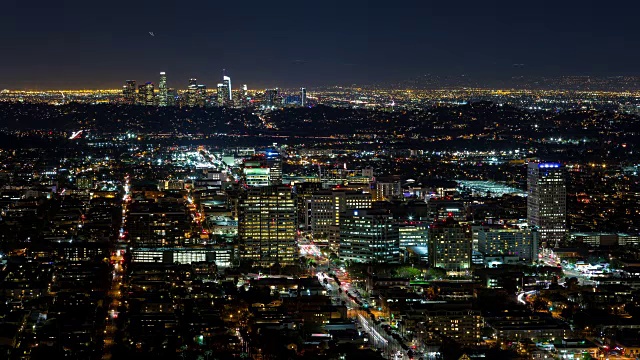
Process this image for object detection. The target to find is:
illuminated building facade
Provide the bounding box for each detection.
[428,219,471,271]
[123,80,137,104]
[238,185,297,266]
[265,150,282,185]
[301,87,307,106]
[138,82,155,106]
[477,227,539,263]
[398,221,429,248]
[158,72,167,106]
[527,162,566,246]
[243,159,270,187]
[311,190,372,245]
[339,209,399,264]
[187,78,198,107]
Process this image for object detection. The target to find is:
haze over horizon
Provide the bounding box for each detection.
[1,0,638,89]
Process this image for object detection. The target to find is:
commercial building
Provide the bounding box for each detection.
[158,72,168,106]
[264,89,279,108]
[310,190,372,246]
[187,78,198,107]
[126,201,190,247]
[123,80,137,104]
[223,75,232,102]
[130,246,233,268]
[477,227,539,263]
[527,162,566,246]
[243,160,270,187]
[238,185,297,266]
[420,303,483,346]
[428,219,472,271]
[138,82,155,106]
[569,232,640,247]
[398,221,429,248]
[265,151,282,185]
[339,209,399,264]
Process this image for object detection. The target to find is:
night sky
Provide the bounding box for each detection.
[0,0,637,89]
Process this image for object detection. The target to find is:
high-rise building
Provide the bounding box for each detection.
[216,83,226,107]
[428,218,472,271]
[138,82,155,106]
[478,227,539,263]
[294,181,323,231]
[123,80,137,104]
[167,88,177,106]
[196,84,207,107]
[238,84,248,107]
[265,150,283,185]
[339,209,399,264]
[158,72,168,106]
[264,88,279,108]
[301,87,307,107]
[238,185,297,267]
[527,162,566,246]
[311,190,372,245]
[375,178,401,201]
[398,221,429,248]
[187,78,198,107]
[223,75,232,101]
[240,84,249,107]
[243,159,270,187]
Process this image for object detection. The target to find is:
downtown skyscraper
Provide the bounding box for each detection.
[123,80,137,104]
[158,72,168,106]
[527,162,567,247]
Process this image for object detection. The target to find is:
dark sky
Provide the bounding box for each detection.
[0,0,638,89]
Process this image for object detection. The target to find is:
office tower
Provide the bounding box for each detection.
[158,72,168,106]
[238,185,297,267]
[265,150,283,185]
[223,75,232,101]
[187,78,198,107]
[126,202,190,247]
[138,82,155,106]
[300,87,307,106]
[239,84,248,107]
[375,179,401,201]
[428,218,472,271]
[339,209,399,264]
[311,190,372,246]
[167,88,177,106]
[123,80,137,104]
[196,84,207,107]
[398,221,429,248]
[426,198,465,222]
[264,88,279,108]
[477,227,539,264]
[216,83,225,106]
[243,158,270,187]
[527,162,566,246]
[294,181,323,231]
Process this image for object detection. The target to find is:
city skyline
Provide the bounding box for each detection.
[1,1,640,89]
[2,2,640,359]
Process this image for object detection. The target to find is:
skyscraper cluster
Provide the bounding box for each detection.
[121,71,308,108]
